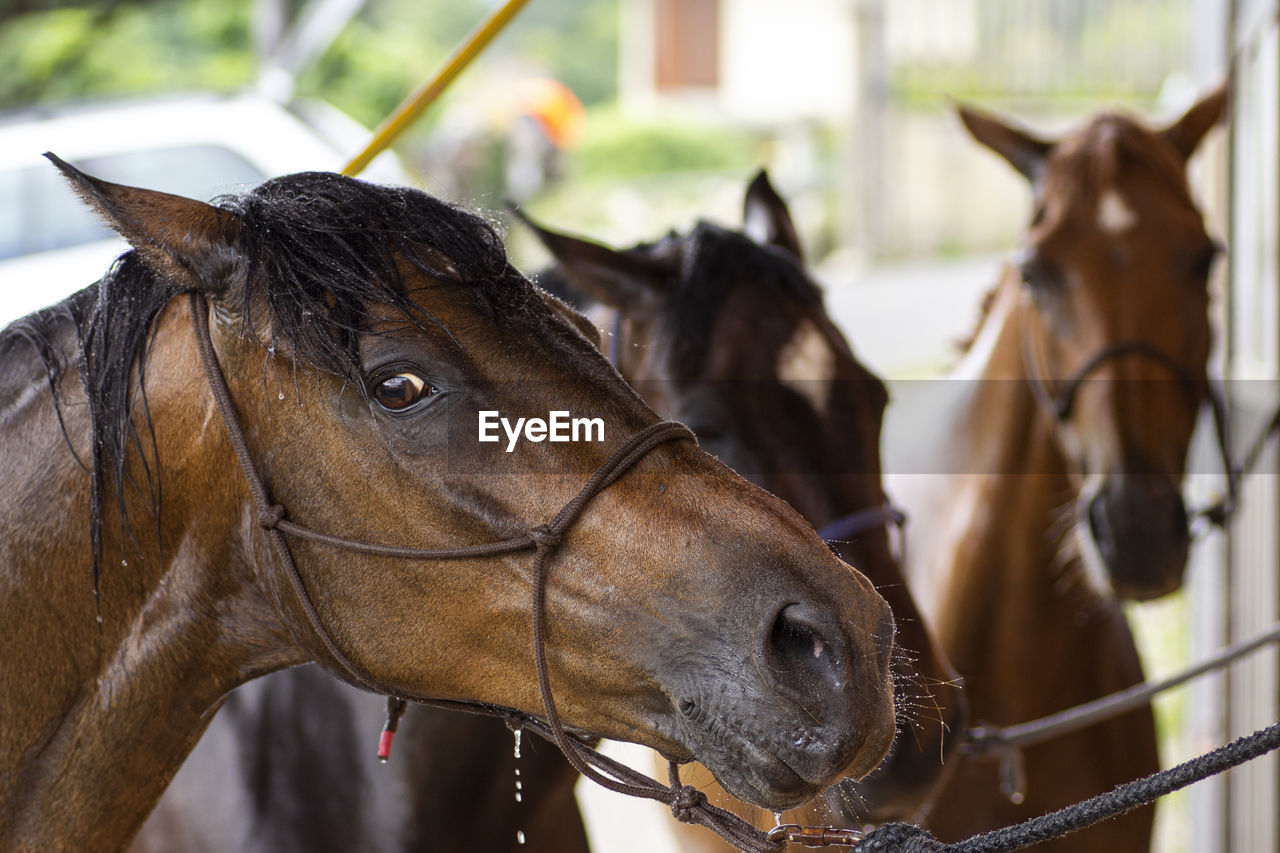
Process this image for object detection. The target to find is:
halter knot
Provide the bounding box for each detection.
[857,823,944,852]
[258,504,286,530]
[669,784,707,823]
[528,524,562,551]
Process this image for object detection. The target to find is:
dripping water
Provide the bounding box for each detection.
[513,727,525,840]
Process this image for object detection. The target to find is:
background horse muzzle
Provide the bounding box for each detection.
[1087,470,1190,600]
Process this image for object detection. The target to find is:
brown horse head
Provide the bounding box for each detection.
[957,84,1227,600]
[3,161,899,846]
[522,170,965,820]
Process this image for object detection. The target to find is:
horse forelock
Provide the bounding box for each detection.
[226,172,549,378]
[1047,113,1192,210]
[664,221,823,372]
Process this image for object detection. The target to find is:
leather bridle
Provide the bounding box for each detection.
[188,293,800,852]
[1019,305,1238,529]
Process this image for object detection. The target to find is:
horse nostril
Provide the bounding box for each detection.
[1087,491,1116,565]
[1171,496,1189,540]
[764,603,847,699]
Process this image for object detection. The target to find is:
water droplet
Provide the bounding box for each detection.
[514,768,520,776]
[96,614,103,624]
[278,392,285,400]
[121,559,127,567]
[513,728,522,759]
[516,830,526,845]
[515,791,522,802]
[515,780,522,790]
[773,811,783,827]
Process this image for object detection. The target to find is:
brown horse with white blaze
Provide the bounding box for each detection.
[0,160,897,850]
[528,171,967,846]
[887,86,1227,849]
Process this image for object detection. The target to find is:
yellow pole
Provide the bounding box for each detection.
[342,0,534,177]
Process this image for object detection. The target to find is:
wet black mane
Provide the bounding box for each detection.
[1,171,543,600]
[538,220,823,371]
[661,222,823,368]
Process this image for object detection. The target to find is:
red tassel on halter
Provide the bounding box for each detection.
[377,696,409,763]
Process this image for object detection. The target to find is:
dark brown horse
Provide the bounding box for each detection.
[0,161,898,851]
[530,171,966,846]
[133,171,958,853]
[887,86,1227,849]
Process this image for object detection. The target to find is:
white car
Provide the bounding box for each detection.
[0,93,408,324]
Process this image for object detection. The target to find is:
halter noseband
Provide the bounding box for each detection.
[1019,306,1238,528]
[188,293,790,852]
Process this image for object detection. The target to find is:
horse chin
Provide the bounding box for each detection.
[664,687,897,810]
[826,694,967,823]
[1107,559,1186,601]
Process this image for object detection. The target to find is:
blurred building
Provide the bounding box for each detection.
[616,0,1202,261]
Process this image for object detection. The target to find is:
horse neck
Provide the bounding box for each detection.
[0,297,301,850]
[905,274,1090,683]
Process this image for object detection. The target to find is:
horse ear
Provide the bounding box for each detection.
[510,206,667,310]
[955,103,1054,183]
[1162,80,1229,161]
[743,169,804,260]
[46,152,242,292]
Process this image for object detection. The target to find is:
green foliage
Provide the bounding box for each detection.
[0,0,619,124]
[567,105,760,178]
[0,1,255,108]
[294,0,486,128]
[888,0,1188,111]
[501,0,618,106]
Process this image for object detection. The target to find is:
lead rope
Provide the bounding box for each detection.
[960,618,1280,802]
[858,717,1280,852]
[188,294,783,853]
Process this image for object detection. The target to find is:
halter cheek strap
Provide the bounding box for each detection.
[188,293,787,853]
[1019,305,1239,529]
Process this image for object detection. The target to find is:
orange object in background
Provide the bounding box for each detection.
[515,77,586,149]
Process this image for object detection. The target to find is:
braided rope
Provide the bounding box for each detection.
[861,719,1280,852]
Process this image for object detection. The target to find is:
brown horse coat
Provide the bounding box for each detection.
[0,164,897,851]
[888,86,1227,850]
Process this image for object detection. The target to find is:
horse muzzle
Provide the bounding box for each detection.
[658,590,897,809]
[825,681,968,822]
[1086,472,1189,600]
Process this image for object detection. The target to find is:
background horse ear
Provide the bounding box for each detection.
[510,206,668,310]
[538,289,603,349]
[743,169,804,260]
[955,103,1054,183]
[1161,80,1230,161]
[45,152,242,292]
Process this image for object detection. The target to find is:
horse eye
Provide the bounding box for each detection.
[1019,254,1061,290]
[373,372,434,412]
